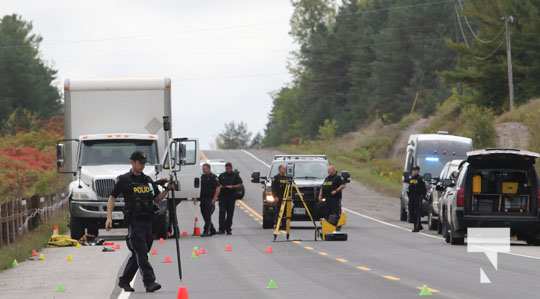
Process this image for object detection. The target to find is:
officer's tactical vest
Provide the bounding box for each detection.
[125,178,156,218]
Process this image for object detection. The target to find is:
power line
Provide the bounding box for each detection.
[455,0,505,44]
[473,38,505,60]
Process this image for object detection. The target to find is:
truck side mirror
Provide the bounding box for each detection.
[194,177,200,188]
[251,172,260,183]
[180,139,197,166]
[56,139,79,174]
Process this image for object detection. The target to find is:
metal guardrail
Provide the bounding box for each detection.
[0,193,67,248]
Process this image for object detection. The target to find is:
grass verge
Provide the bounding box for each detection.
[0,210,68,271]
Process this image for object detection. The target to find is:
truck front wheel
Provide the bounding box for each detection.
[262,206,274,229]
[70,216,85,240]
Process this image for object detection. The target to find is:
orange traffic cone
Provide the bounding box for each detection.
[159,237,165,245]
[225,244,232,252]
[193,217,201,236]
[31,249,39,257]
[265,246,273,254]
[151,248,158,256]
[177,287,189,299]
[163,256,173,264]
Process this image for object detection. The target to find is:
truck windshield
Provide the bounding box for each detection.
[270,161,328,179]
[80,139,158,165]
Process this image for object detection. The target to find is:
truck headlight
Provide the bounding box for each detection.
[265,195,275,203]
[71,191,90,200]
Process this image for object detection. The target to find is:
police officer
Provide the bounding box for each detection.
[406,165,426,232]
[271,164,288,227]
[105,151,171,293]
[199,163,221,237]
[318,165,346,224]
[217,162,243,235]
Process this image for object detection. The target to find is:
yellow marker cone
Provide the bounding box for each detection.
[38,254,45,261]
[419,285,433,296]
[11,259,18,268]
[266,279,278,289]
[55,284,65,292]
[75,242,81,248]
[66,255,73,262]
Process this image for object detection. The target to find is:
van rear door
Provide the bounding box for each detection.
[465,149,540,216]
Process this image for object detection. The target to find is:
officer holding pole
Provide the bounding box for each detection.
[406,165,426,232]
[271,164,288,227]
[105,151,172,293]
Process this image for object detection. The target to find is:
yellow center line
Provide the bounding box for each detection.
[292,241,302,245]
[237,200,263,220]
[304,246,314,251]
[383,275,400,281]
[336,258,348,263]
[356,266,371,271]
[416,286,440,293]
[318,251,328,256]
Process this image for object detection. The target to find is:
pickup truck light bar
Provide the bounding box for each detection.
[273,155,327,161]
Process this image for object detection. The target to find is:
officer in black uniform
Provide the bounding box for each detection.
[271,164,288,227]
[105,151,171,293]
[199,163,221,237]
[319,165,346,224]
[406,165,426,232]
[217,162,243,235]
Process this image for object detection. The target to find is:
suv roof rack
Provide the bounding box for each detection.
[273,155,327,161]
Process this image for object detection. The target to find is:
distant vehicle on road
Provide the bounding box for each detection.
[400,132,473,223]
[56,78,199,240]
[428,159,463,233]
[250,155,329,229]
[200,159,226,175]
[441,149,540,245]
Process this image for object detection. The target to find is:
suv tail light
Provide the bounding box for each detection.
[456,187,465,207]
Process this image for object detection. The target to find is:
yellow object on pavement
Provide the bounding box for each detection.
[48,234,80,247]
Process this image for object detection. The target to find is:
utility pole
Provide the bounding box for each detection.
[503,15,515,111]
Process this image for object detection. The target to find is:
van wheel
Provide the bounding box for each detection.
[262,207,274,229]
[70,216,85,240]
[400,203,407,222]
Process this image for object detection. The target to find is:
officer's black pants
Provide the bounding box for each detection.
[319,198,341,225]
[408,196,422,229]
[218,197,235,232]
[200,198,216,233]
[119,219,156,286]
[273,198,284,227]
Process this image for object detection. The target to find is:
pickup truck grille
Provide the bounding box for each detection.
[293,187,319,201]
[94,179,115,198]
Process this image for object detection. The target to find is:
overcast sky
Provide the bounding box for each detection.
[1,0,295,149]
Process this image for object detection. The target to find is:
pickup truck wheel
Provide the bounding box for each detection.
[442,213,451,244]
[262,207,274,229]
[448,220,464,245]
[526,237,540,246]
[428,212,438,231]
[70,216,85,240]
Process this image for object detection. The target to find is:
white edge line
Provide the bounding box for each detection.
[117,273,137,299]
[240,150,540,261]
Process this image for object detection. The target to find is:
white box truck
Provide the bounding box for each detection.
[56,78,200,239]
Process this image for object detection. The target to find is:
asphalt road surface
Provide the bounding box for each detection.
[117,150,540,299]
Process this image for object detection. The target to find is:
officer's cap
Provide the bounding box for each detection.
[130,151,147,164]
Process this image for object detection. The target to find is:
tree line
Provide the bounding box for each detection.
[263,0,540,146]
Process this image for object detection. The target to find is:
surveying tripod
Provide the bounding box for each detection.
[273,178,319,241]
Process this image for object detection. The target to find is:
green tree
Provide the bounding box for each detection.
[216,121,253,149]
[318,119,337,140]
[0,14,61,123]
[249,132,264,149]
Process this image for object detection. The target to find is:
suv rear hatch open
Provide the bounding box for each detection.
[464,149,540,217]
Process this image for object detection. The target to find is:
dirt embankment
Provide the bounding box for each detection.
[390,118,431,161]
[495,122,531,150]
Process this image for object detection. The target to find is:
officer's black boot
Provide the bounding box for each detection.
[145,282,162,293]
[119,282,135,292]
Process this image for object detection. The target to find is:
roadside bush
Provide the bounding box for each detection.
[318,119,338,141]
